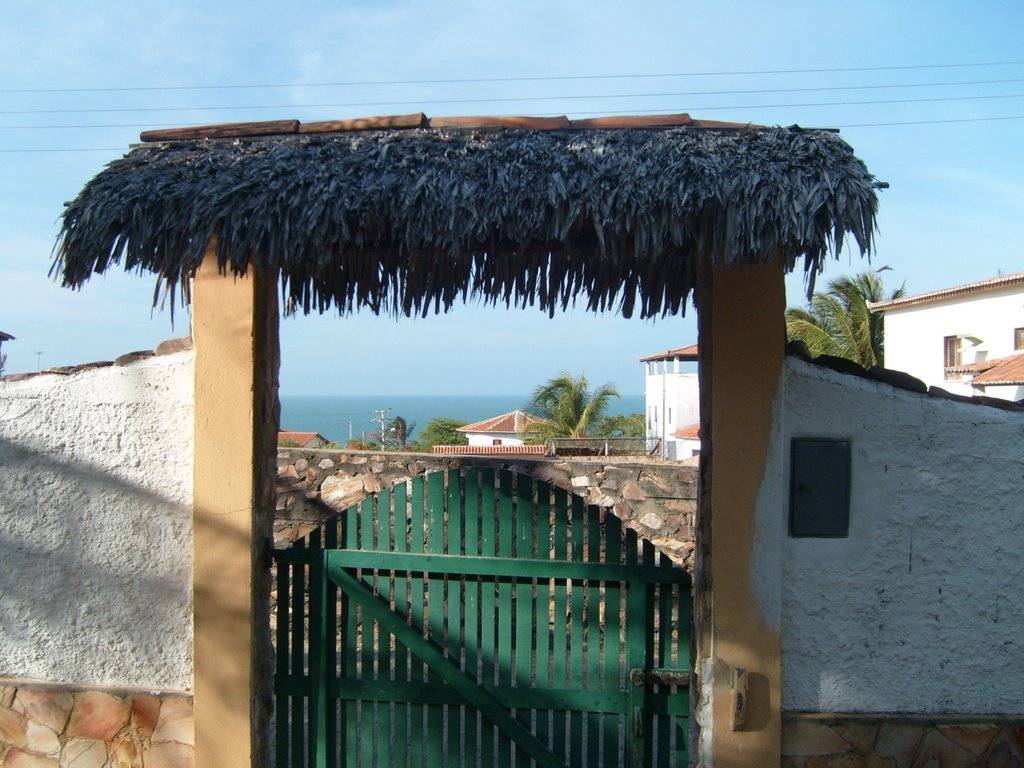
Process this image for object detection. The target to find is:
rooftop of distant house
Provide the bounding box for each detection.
[457,410,550,434]
[278,430,329,447]
[640,344,698,363]
[869,271,1024,313]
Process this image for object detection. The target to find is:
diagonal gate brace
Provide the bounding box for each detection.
[326,560,569,768]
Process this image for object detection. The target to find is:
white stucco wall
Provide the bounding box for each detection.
[0,351,194,690]
[882,284,1024,400]
[465,430,528,447]
[765,357,1024,713]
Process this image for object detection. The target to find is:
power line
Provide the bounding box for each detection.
[3,59,1023,94]
[4,77,1023,116]
[3,91,1023,132]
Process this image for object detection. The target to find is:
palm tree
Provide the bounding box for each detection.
[786,270,905,368]
[528,372,620,439]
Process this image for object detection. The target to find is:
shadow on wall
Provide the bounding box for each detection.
[0,436,192,691]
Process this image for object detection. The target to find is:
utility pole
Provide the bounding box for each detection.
[33,350,44,371]
[372,408,391,446]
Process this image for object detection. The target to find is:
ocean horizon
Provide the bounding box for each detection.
[280,393,644,444]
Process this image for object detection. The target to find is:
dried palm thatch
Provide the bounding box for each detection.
[53,124,880,318]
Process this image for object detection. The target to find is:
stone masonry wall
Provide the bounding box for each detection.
[275,449,698,567]
[0,681,193,768]
[781,715,1024,768]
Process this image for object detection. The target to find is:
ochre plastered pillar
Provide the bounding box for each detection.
[697,258,786,767]
[192,249,279,768]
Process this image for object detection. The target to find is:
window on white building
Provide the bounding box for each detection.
[943,335,961,378]
[1015,327,1024,351]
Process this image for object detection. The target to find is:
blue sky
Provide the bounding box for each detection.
[1,1,1022,394]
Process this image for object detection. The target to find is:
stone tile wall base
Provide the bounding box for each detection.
[782,716,1024,768]
[0,683,193,768]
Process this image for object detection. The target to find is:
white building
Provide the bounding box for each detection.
[457,410,548,447]
[870,271,1024,402]
[640,344,701,459]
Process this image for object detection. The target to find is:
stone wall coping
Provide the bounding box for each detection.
[0,676,192,698]
[279,447,677,466]
[784,711,1024,725]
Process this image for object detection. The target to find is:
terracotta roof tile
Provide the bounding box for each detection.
[869,272,1024,312]
[640,344,698,363]
[970,354,1024,386]
[456,410,549,434]
[673,423,701,439]
[279,430,327,446]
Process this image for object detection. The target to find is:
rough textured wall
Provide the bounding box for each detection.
[0,351,194,690]
[775,357,1024,713]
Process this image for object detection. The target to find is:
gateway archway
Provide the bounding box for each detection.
[54,112,879,768]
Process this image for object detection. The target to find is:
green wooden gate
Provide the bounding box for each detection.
[272,468,691,768]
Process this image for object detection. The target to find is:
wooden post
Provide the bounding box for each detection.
[192,248,279,768]
[696,258,786,767]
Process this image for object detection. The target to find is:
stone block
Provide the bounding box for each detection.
[65,692,130,742]
[570,476,591,488]
[979,732,1024,768]
[937,725,999,756]
[910,728,975,768]
[277,465,299,480]
[320,474,366,511]
[833,723,878,755]
[874,724,923,765]
[13,691,73,735]
[318,458,335,469]
[621,481,644,501]
[108,733,141,768]
[638,512,664,530]
[294,458,309,472]
[25,722,60,757]
[361,472,382,493]
[143,741,194,768]
[3,749,60,768]
[782,720,849,757]
[0,706,28,749]
[130,697,160,739]
[807,753,866,768]
[151,699,193,746]
[60,738,107,768]
[0,689,14,709]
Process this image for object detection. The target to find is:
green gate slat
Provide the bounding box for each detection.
[603,514,622,766]
[569,495,585,768]
[275,544,290,768]
[624,529,646,768]
[323,518,339,768]
[514,475,534,768]
[409,477,426,768]
[342,505,358,768]
[391,482,409,768]
[551,487,568,763]
[586,506,601,767]
[479,468,497,768]
[327,562,569,768]
[426,472,445,768]
[535,481,552,753]
[291,538,305,768]
[358,496,375,765]
[497,470,514,768]
[446,470,463,765]
[463,469,481,766]
[376,490,392,768]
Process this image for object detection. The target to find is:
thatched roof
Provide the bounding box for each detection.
[52,113,881,319]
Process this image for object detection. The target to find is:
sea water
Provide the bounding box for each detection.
[280,393,644,444]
